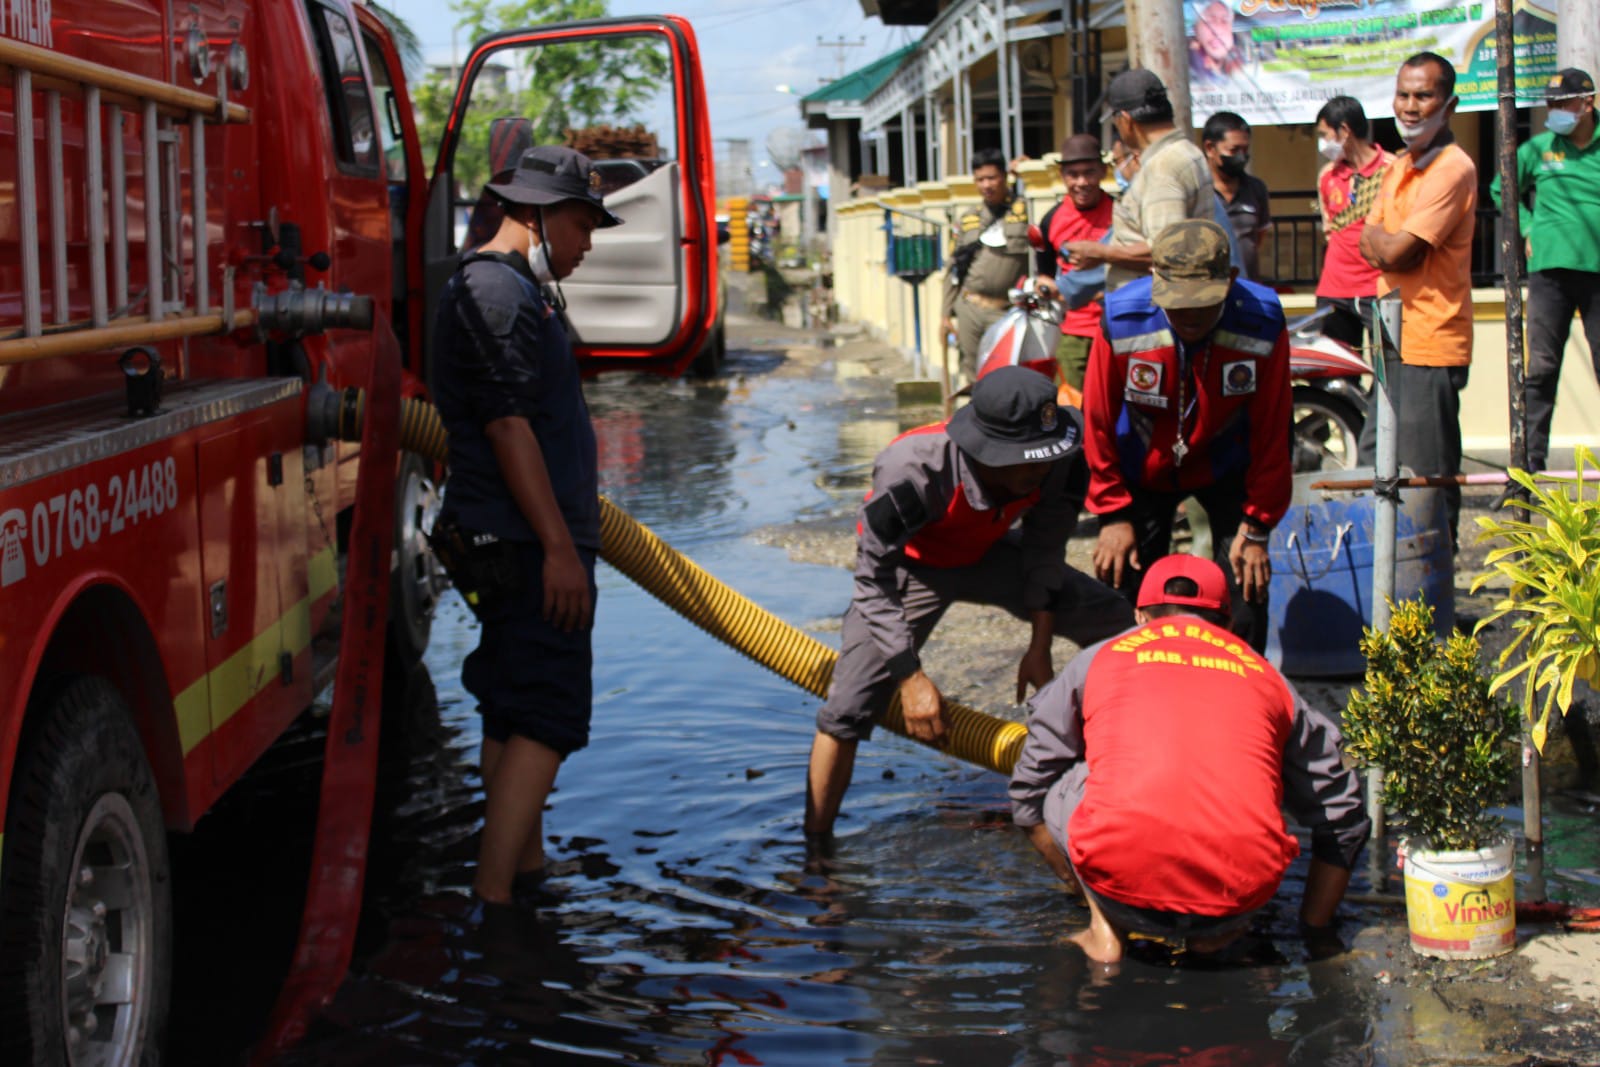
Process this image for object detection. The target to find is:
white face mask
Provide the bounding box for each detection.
[1318,136,1345,163]
[525,223,556,284]
[1397,100,1454,150]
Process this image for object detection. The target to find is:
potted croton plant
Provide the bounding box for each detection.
[1343,596,1519,959]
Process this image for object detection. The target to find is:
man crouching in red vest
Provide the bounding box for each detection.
[1010,555,1370,963]
[1085,218,1292,652]
[805,366,1133,838]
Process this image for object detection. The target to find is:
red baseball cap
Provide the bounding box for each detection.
[1137,554,1230,614]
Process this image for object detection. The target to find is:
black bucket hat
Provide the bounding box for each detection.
[485,145,624,227]
[947,365,1083,467]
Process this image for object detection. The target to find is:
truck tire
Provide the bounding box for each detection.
[690,318,726,378]
[389,452,443,664]
[0,676,171,1066]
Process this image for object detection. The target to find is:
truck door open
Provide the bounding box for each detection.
[421,16,717,379]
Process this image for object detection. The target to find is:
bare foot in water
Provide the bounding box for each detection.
[1070,898,1125,963]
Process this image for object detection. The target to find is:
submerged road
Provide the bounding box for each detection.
[169,317,1600,1065]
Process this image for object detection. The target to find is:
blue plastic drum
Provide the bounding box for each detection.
[1266,467,1455,677]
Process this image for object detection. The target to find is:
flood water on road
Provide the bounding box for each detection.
[176,329,1600,1066]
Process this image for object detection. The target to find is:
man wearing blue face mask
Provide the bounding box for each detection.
[1359,51,1477,544]
[1490,68,1600,481]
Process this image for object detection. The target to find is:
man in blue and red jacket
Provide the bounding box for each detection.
[1084,218,1291,650]
[805,367,1132,838]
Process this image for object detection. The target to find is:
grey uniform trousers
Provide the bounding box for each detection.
[816,546,1133,741]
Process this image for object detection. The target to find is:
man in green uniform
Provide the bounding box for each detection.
[945,147,1033,380]
[1491,68,1600,476]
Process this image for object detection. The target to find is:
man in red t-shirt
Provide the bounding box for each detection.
[1035,133,1115,394]
[1009,555,1370,963]
[1314,96,1392,350]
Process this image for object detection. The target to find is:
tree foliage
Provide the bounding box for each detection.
[413,0,671,195]
[366,1,425,81]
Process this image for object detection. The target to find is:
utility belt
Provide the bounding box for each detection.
[427,514,526,619]
[961,290,1011,311]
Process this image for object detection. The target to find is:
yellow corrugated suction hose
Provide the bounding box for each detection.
[362,389,1027,776]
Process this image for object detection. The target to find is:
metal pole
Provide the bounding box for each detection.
[1371,293,1402,635]
[16,70,42,338]
[1366,292,1403,892]
[1010,40,1024,161]
[995,0,1013,163]
[1494,0,1544,903]
[911,283,924,377]
[86,87,108,327]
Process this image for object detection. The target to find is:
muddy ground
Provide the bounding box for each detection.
[740,316,1600,1065]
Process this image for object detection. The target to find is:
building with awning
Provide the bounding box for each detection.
[848,0,1125,183]
[810,0,1600,461]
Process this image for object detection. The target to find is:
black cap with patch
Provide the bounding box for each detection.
[1546,68,1596,102]
[946,365,1082,468]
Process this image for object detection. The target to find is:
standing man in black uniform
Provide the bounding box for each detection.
[431,146,622,905]
[945,148,1033,381]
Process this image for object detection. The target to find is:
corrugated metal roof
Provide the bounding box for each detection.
[802,42,918,105]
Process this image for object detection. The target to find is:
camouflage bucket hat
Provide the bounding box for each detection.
[1151,220,1232,310]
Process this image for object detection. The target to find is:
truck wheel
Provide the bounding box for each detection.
[389,453,443,664]
[690,319,726,378]
[0,677,171,1066]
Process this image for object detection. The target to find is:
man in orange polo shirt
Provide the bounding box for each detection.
[1359,51,1477,541]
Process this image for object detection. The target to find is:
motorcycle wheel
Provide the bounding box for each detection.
[1292,387,1364,473]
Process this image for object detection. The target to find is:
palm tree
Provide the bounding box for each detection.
[365,1,425,80]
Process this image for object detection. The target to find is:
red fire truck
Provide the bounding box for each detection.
[0,5,717,1062]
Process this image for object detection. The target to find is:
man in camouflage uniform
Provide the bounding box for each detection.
[945,147,1033,380]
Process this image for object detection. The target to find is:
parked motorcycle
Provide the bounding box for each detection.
[972,277,1066,387]
[1287,305,1372,472]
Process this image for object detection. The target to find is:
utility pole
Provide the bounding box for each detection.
[1559,0,1600,75]
[1495,0,1544,904]
[817,35,866,81]
[1122,0,1193,132]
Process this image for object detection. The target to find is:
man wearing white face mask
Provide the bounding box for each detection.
[1490,68,1600,480]
[1314,97,1392,351]
[431,145,622,906]
[1359,51,1477,544]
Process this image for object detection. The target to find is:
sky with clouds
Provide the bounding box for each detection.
[383,0,911,172]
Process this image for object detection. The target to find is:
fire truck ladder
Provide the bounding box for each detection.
[0,37,254,367]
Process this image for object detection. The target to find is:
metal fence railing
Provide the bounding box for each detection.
[1258,203,1507,290]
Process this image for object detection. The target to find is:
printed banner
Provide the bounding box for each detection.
[1184,0,1560,126]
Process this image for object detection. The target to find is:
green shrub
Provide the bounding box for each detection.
[1343,597,1518,852]
[1472,446,1600,752]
